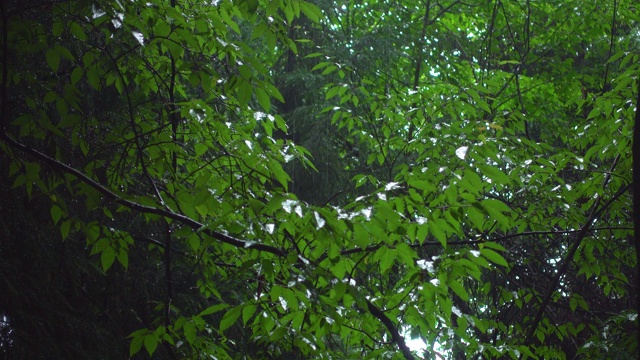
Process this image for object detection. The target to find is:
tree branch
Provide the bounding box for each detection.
[1,0,7,133]
[632,65,640,357]
[0,134,288,257]
[336,226,633,259]
[521,164,630,349]
[366,299,415,360]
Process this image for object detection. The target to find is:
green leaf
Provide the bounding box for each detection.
[239,64,253,79]
[237,80,253,107]
[469,253,491,271]
[117,249,128,269]
[50,205,63,225]
[322,65,338,75]
[52,21,64,36]
[56,97,68,117]
[330,260,347,278]
[188,72,200,87]
[619,52,637,69]
[467,87,491,113]
[46,49,61,72]
[312,62,331,71]
[54,45,74,61]
[459,258,481,280]
[100,246,116,271]
[480,248,508,267]
[144,332,159,356]
[379,248,396,274]
[266,160,290,190]
[199,303,229,316]
[60,220,72,240]
[255,87,271,112]
[242,304,257,325]
[129,332,144,357]
[478,165,511,185]
[70,67,84,85]
[462,169,483,193]
[326,85,342,100]
[449,279,470,301]
[220,7,241,33]
[194,143,208,156]
[605,50,626,64]
[304,52,324,59]
[431,218,448,247]
[86,68,100,90]
[481,241,506,252]
[416,223,429,244]
[284,3,294,24]
[352,223,369,247]
[154,19,171,37]
[300,2,323,23]
[70,22,87,41]
[410,179,435,194]
[183,321,197,344]
[481,199,510,212]
[263,82,284,102]
[587,107,600,119]
[498,60,521,65]
[281,288,299,311]
[219,306,242,333]
[240,0,259,15]
[467,205,485,230]
[481,199,511,228]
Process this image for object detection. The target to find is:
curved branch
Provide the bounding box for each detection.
[0,133,288,257]
[366,300,415,360]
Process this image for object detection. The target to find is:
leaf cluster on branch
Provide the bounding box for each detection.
[1,0,639,359]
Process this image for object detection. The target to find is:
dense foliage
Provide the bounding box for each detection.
[1,0,639,359]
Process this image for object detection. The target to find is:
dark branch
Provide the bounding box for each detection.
[522,172,629,348]
[632,64,640,357]
[366,300,415,360]
[1,0,7,132]
[0,134,288,257]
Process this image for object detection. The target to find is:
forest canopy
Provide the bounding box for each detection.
[1,0,639,359]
